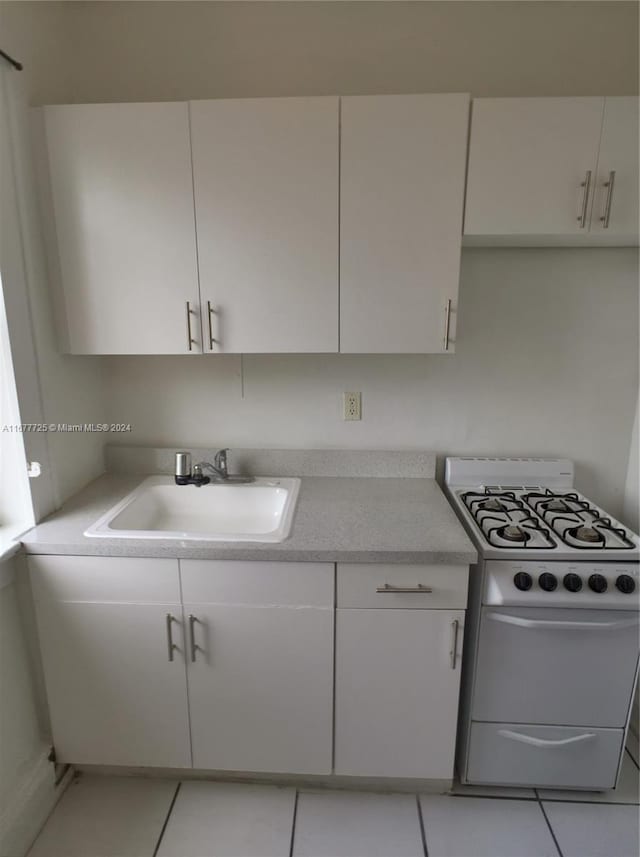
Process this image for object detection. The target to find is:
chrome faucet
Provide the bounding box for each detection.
[174,449,254,487]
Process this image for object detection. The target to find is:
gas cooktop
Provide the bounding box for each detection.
[445,457,640,562]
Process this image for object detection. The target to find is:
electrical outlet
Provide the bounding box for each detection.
[343,392,362,421]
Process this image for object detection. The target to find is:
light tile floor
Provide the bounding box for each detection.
[28,747,640,857]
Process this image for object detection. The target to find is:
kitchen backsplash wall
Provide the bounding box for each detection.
[105,248,639,517]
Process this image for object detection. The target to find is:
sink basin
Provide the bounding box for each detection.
[84,475,301,542]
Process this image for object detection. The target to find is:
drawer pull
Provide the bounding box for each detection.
[207,301,217,350]
[185,301,196,351]
[188,614,199,662]
[577,170,592,228]
[450,619,459,670]
[600,170,616,228]
[487,612,639,631]
[498,729,596,749]
[376,583,433,594]
[443,299,452,351]
[165,613,178,662]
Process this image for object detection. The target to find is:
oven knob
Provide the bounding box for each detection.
[588,574,608,593]
[563,573,583,592]
[514,572,533,591]
[616,574,636,594]
[538,573,557,592]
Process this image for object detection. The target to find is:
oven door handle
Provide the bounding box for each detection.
[486,612,639,631]
[498,729,596,749]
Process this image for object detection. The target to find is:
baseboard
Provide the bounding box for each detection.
[75,764,452,795]
[0,749,73,857]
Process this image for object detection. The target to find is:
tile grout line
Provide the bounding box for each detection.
[152,782,181,857]
[537,793,565,857]
[538,797,639,806]
[416,794,429,857]
[288,789,299,857]
[626,744,640,771]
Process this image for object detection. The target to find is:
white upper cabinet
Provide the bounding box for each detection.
[43,103,201,354]
[465,97,605,239]
[340,94,470,354]
[591,97,639,240]
[464,96,638,245]
[190,97,339,353]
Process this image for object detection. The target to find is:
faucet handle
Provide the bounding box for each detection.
[214,448,229,477]
[175,451,191,478]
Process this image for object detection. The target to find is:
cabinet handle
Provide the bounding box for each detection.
[599,170,616,229]
[376,583,433,594]
[207,301,217,350]
[185,302,197,352]
[166,613,177,662]
[443,299,452,351]
[450,619,459,669]
[577,170,592,228]
[188,614,199,662]
[498,729,595,749]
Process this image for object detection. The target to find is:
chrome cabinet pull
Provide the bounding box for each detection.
[188,614,199,662]
[498,729,595,749]
[443,299,452,351]
[577,170,592,228]
[376,583,433,594]
[166,613,177,662]
[450,619,459,669]
[600,170,616,229]
[185,301,196,352]
[207,301,217,350]
[486,611,639,631]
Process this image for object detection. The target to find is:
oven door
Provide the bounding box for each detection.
[472,606,639,727]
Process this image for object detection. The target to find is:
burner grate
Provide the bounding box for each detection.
[522,491,635,550]
[461,491,557,550]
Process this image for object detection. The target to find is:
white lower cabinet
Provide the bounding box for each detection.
[335,608,465,779]
[185,603,333,773]
[30,555,467,780]
[32,598,192,768]
[181,560,334,774]
[29,555,191,768]
[30,556,334,774]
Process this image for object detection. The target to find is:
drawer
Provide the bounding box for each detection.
[28,555,180,603]
[466,721,624,790]
[180,560,333,607]
[337,564,469,609]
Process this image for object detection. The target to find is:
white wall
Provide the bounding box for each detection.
[1,1,637,105]
[0,56,106,516]
[105,248,639,516]
[622,397,639,531]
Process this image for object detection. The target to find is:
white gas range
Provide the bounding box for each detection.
[445,457,639,792]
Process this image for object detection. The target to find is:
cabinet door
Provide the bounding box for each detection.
[335,608,464,779]
[185,603,333,774]
[33,600,191,767]
[464,97,605,238]
[340,94,469,353]
[591,97,639,240]
[43,103,200,354]
[190,97,339,353]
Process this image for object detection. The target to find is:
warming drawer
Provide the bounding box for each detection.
[466,722,624,790]
[472,606,639,727]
